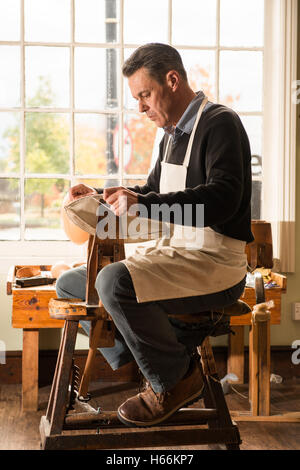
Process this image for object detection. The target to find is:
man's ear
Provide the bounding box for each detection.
[166,70,180,92]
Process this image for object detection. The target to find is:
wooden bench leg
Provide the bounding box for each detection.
[47,320,79,435]
[249,316,270,416]
[22,329,39,411]
[78,319,104,399]
[249,321,258,415]
[258,318,270,415]
[227,326,244,384]
[46,321,68,421]
[198,338,242,449]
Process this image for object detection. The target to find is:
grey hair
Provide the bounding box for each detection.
[122,43,188,84]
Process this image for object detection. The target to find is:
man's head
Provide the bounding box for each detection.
[122,43,187,85]
[123,43,194,128]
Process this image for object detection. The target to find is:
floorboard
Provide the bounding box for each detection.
[0,379,299,450]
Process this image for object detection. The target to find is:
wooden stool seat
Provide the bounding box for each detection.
[48,298,110,321]
[169,299,252,324]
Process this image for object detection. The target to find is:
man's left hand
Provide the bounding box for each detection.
[103,186,139,216]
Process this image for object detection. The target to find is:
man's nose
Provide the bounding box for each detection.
[138,101,149,113]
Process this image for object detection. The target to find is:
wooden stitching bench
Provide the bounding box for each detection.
[39,218,270,450]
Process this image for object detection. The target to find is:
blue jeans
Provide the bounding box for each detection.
[56,262,245,393]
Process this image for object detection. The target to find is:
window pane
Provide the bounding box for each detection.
[74,178,123,196]
[0,0,20,41]
[0,113,20,173]
[25,113,69,174]
[124,81,137,111]
[240,116,262,160]
[240,115,262,220]
[74,178,106,191]
[172,0,216,46]
[74,113,118,176]
[219,51,263,112]
[0,178,20,240]
[24,0,70,42]
[0,46,20,107]
[124,113,157,175]
[123,48,138,110]
[220,0,264,47]
[124,178,147,187]
[251,181,262,220]
[25,178,69,240]
[25,47,70,108]
[124,0,168,44]
[75,0,119,43]
[180,50,216,100]
[75,48,118,109]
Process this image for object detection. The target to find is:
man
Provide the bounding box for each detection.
[57,43,253,427]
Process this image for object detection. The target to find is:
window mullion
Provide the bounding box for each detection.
[215,0,220,103]
[21,41,120,48]
[70,0,75,186]
[21,107,121,114]
[119,0,124,186]
[168,0,172,44]
[20,0,25,240]
[23,174,72,179]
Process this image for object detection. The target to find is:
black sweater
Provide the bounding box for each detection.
[99,104,254,243]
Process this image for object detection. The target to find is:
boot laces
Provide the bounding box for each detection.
[155,390,170,404]
[138,369,151,393]
[138,370,171,403]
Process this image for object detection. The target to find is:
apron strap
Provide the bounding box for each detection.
[162,135,172,163]
[162,96,208,165]
[182,96,208,168]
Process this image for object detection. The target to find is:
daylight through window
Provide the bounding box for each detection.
[0,0,264,241]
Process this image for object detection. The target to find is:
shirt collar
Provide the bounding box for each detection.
[164,91,206,138]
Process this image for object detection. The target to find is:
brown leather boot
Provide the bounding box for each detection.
[117,357,204,427]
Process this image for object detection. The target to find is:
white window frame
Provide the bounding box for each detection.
[0,0,297,274]
[263,0,297,272]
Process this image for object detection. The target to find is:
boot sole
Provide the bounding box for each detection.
[117,386,205,428]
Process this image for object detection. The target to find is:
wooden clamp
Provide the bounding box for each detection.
[252,300,274,323]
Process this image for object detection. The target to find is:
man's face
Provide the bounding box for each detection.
[128,67,175,128]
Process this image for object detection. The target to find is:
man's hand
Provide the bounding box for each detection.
[103,186,139,216]
[69,183,97,201]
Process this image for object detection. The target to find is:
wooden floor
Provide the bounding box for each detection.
[0,379,299,450]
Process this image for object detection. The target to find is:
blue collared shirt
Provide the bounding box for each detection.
[164,91,212,143]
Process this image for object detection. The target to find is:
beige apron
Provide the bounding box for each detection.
[123,96,247,303]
